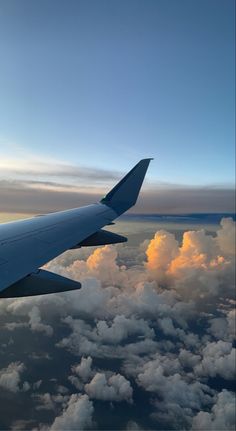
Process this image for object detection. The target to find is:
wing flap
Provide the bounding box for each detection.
[0,269,81,298]
[71,229,127,248]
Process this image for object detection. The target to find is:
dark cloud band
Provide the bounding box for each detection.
[0,179,234,214]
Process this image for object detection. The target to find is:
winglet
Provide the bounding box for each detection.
[101,158,153,215]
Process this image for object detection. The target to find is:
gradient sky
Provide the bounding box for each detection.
[0,0,235,188]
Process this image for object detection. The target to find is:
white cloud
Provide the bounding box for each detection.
[0,362,25,393]
[95,314,155,344]
[35,393,56,411]
[179,349,201,369]
[216,218,236,256]
[192,390,236,430]
[69,356,93,390]
[72,356,93,382]
[85,372,133,403]
[137,355,213,410]
[194,340,236,380]
[145,219,235,299]
[145,230,179,281]
[49,394,94,431]
[29,306,53,336]
[34,393,69,411]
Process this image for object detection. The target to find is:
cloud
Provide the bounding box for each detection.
[49,394,94,431]
[0,157,120,214]
[126,421,143,430]
[135,352,214,429]
[95,315,155,344]
[85,372,133,403]
[29,306,54,336]
[194,341,236,380]
[142,187,235,214]
[192,390,236,431]
[33,392,69,412]
[216,217,236,255]
[0,362,26,393]
[0,217,235,430]
[145,230,179,281]
[0,179,234,214]
[34,393,57,411]
[208,308,236,342]
[11,420,36,431]
[0,179,101,214]
[146,218,235,299]
[1,154,234,214]
[137,354,213,409]
[68,357,93,391]
[0,157,121,182]
[71,356,93,383]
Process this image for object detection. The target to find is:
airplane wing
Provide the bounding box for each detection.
[0,159,152,298]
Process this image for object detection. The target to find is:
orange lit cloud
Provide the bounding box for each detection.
[145,218,235,299]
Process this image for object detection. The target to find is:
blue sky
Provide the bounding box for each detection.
[0,0,235,187]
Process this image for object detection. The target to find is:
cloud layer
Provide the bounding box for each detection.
[0,218,235,430]
[0,156,234,213]
[0,178,234,214]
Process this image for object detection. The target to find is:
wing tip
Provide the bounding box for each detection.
[101,157,153,215]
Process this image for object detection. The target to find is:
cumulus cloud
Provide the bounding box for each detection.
[0,362,26,393]
[146,230,179,281]
[216,218,236,255]
[29,306,54,336]
[146,218,235,299]
[133,351,216,429]
[85,372,133,403]
[33,392,69,411]
[194,340,236,380]
[49,394,94,431]
[137,354,213,409]
[71,356,93,382]
[68,357,93,391]
[95,315,155,344]
[34,393,57,411]
[192,390,236,431]
[208,308,236,342]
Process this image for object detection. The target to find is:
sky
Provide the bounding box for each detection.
[0,0,235,185]
[0,0,235,213]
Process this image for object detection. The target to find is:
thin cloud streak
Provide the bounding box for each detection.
[0,158,121,183]
[0,179,234,214]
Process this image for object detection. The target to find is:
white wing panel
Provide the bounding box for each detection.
[0,203,116,292]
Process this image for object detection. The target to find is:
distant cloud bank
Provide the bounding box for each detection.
[0,178,234,214]
[0,157,235,214]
